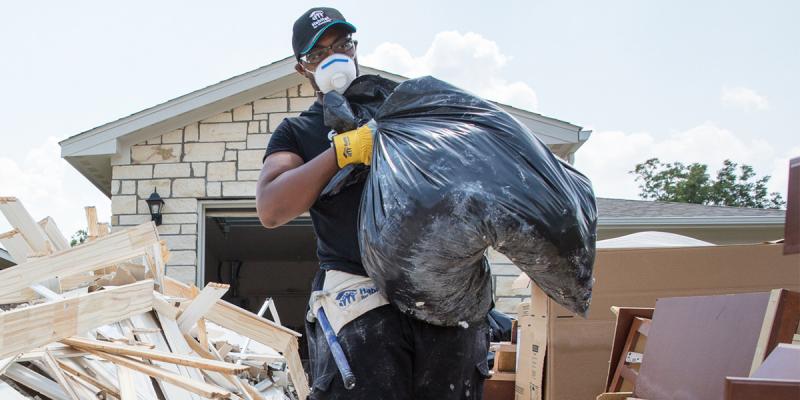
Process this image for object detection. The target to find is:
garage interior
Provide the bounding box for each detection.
[203,209,318,352]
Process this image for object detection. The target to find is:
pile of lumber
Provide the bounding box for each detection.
[0,197,310,400]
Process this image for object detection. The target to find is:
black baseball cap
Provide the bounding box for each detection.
[292,7,357,60]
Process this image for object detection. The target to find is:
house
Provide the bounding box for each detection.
[59,57,786,324]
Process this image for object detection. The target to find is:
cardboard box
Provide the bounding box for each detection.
[514,292,548,400]
[513,242,800,400]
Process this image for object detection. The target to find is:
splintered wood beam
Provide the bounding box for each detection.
[0,354,21,375]
[0,197,52,254]
[163,277,308,399]
[116,365,136,400]
[177,282,230,332]
[38,216,69,251]
[85,349,233,399]
[203,300,308,399]
[283,338,309,400]
[85,206,99,241]
[42,349,82,400]
[56,359,121,399]
[5,363,70,400]
[0,222,158,297]
[0,229,31,264]
[61,337,249,374]
[0,280,154,359]
[98,223,111,238]
[164,277,308,398]
[184,334,262,400]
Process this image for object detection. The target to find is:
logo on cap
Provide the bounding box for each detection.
[309,10,332,29]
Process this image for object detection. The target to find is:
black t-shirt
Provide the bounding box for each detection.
[264,101,367,276]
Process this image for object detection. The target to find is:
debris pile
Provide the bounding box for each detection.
[0,197,310,400]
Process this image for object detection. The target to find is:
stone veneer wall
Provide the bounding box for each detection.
[110,83,316,284]
[109,82,529,315]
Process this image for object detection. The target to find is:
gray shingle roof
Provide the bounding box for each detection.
[597,198,785,219]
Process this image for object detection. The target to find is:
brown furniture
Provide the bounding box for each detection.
[634,290,800,400]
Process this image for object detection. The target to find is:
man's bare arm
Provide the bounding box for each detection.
[256,148,339,228]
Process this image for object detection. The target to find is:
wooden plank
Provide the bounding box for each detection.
[0,354,21,375]
[283,338,310,400]
[38,216,69,251]
[0,280,154,359]
[42,349,82,400]
[164,277,307,398]
[0,229,31,263]
[197,317,209,350]
[86,349,233,399]
[85,207,99,242]
[184,334,259,400]
[5,362,69,400]
[62,337,248,374]
[130,312,196,400]
[65,373,104,400]
[0,197,52,254]
[0,222,158,297]
[207,344,261,400]
[98,223,111,238]
[116,365,137,400]
[57,359,121,399]
[0,381,30,400]
[178,282,230,332]
[156,305,206,400]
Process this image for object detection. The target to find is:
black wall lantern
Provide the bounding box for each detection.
[146,189,165,226]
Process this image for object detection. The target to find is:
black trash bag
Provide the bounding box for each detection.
[321,75,398,198]
[356,76,597,326]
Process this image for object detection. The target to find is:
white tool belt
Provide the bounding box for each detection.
[309,270,390,334]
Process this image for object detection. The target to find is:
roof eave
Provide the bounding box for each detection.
[60,56,300,158]
[599,215,786,228]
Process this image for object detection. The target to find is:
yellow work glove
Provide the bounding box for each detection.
[332,121,375,168]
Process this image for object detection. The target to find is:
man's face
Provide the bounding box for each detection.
[295,26,358,93]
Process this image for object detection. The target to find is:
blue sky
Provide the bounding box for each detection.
[1,1,797,236]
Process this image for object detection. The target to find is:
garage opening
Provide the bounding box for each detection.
[202,208,318,352]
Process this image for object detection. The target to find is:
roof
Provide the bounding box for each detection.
[597,197,786,227]
[60,56,590,197]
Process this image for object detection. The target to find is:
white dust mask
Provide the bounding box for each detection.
[312,53,357,94]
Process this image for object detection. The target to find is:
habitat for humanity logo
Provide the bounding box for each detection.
[334,286,380,309]
[310,10,332,29]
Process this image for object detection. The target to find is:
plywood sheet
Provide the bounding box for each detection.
[635,292,771,400]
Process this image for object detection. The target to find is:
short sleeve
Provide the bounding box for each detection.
[264,119,302,162]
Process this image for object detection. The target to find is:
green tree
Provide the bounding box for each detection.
[70,229,87,247]
[630,158,785,209]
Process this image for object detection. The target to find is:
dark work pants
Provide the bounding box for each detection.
[306,270,490,400]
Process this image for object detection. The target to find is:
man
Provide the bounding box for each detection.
[257,7,489,399]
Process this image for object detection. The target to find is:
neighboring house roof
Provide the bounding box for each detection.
[597,197,786,227]
[60,56,590,197]
[0,248,15,269]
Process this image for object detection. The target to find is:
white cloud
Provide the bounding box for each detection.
[574,122,791,200]
[0,137,110,246]
[361,31,539,112]
[721,86,769,111]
